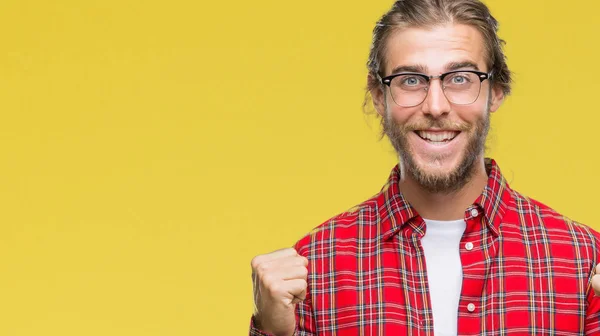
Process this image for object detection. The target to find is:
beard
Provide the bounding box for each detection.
[383,111,490,194]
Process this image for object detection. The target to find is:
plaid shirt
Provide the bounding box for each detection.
[250,159,600,335]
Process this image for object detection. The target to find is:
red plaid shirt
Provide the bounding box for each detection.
[250,159,600,335]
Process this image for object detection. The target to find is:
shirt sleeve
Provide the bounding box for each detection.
[295,293,317,336]
[295,239,318,336]
[585,231,600,334]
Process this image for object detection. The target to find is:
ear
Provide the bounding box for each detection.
[368,74,386,117]
[488,84,505,113]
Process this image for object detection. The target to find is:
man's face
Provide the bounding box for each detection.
[372,24,504,193]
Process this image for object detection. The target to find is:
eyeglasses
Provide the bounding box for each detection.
[379,70,492,107]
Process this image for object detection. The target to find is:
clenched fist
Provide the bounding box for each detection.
[593,264,600,296]
[251,248,309,336]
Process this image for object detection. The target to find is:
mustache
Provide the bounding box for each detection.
[393,118,471,132]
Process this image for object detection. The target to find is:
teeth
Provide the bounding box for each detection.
[417,131,458,142]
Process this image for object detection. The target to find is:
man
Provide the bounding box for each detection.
[249,0,600,335]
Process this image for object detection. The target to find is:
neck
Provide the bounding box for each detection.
[398,157,488,221]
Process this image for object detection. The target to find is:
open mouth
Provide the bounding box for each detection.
[415,130,460,145]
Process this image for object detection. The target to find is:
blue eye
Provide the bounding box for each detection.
[446,72,476,86]
[402,76,421,86]
[452,76,466,84]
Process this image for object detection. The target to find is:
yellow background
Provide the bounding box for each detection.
[0,0,598,334]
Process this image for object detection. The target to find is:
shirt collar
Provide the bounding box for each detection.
[379,158,512,241]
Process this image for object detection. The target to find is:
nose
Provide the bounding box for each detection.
[421,78,451,117]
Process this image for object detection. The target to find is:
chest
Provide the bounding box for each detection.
[307,232,590,335]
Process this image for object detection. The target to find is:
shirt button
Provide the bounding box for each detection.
[467,303,476,312]
[465,242,474,251]
[470,208,479,217]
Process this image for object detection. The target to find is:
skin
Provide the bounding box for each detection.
[251,248,308,336]
[594,265,600,296]
[370,23,504,220]
[374,23,600,299]
[250,22,600,334]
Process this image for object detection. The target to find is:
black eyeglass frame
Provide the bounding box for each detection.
[378,70,493,106]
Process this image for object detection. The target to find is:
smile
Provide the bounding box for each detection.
[415,130,460,145]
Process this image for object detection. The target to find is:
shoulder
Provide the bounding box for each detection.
[507,189,600,250]
[294,193,381,257]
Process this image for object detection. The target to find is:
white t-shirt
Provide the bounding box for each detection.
[421,219,466,336]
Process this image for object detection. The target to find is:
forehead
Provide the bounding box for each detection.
[383,23,487,75]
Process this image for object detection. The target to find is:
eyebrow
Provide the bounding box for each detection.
[446,61,480,72]
[388,61,480,75]
[389,64,427,75]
